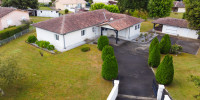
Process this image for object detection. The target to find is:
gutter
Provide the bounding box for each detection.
[63,35,66,49]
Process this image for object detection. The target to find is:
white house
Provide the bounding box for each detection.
[172,1,185,13]
[38,0,51,4]
[37,10,60,17]
[0,7,29,30]
[93,0,117,5]
[55,0,86,12]
[152,17,199,39]
[33,9,144,52]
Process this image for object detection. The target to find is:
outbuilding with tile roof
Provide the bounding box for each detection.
[33,9,144,52]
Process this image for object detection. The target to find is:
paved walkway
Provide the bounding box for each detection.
[111,42,155,99]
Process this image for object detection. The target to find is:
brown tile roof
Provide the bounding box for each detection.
[56,0,86,4]
[152,17,188,28]
[0,7,16,18]
[173,1,185,8]
[33,9,144,34]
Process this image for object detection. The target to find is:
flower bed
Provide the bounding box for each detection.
[133,32,158,43]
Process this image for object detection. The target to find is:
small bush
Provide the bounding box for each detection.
[97,36,109,51]
[156,55,174,85]
[47,45,55,50]
[170,44,182,54]
[81,47,90,52]
[27,35,37,43]
[102,55,118,80]
[102,45,114,61]
[65,9,69,14]
[36,41,50,48]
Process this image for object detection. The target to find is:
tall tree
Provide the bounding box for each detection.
[2,0,39,9]
[185,0,200,35]
[148,0,173,18]
[117,0,149,13]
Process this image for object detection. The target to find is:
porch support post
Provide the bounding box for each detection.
[114,30,118,44]
[101,27,104,36]
[153,23,156,32]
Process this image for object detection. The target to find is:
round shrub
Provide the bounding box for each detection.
[149,37,159,53]
[102,55,118,80]
[47,45,55,50]
[170,44,182,54]
[36,41,50,48]
[148,43,161,67]
[81,47,90,52]
[97,36,109,51]
[156,55,174,85]
[65,9,69,14]
[102,45,114,61]
[27,35,37,43]
[159,34,171,54]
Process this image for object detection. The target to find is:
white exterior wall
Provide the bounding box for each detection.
[93,0,114,4]
[162,25,198,39]
[36,28,65,51]
[37,10,60,17]
[38,0,51,3]
[178,8,185,13]
[64,26,98,51]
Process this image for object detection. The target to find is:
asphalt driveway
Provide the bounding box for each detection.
[112,42,155,99]
[157,35,200,55]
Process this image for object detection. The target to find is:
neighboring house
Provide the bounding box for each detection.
[172,1,185,13]
[37,10,60,17]
[0,7,29,30]
[55,0,86,12]
[33,9,144,52]
[152,17,199,39]
[93,0,117,5]
[38,0,51,4]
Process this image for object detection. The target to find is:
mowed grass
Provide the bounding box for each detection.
[153,51,200,100]
[39,7,52,10]
[141,19,154,32]
[169,12,184,19]
[30,16,52,23]
[0,31,112,100]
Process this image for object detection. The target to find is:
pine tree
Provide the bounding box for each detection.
[102,45,114,61]
[159,34,171,54]
[97,36,109,51]
[156,55,174,85]
[148,43,161,67]
[102,55,118,80]
[148,0,173,18]
[149,37,159,54]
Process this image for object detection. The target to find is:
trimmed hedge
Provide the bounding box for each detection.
[97,36,109,51]
[81,47,90,52]
[102,45,114,61]
[0,24,29,40]
[156,55,174,85]
[149,37,159,53]
[148,43,161,67]
[159,34,171,54]
[102,55,118,80]
[27,35,37,43]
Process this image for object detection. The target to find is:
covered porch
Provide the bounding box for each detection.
[153,23,163,32]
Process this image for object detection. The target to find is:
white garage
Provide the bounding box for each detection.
[153,17,199,39]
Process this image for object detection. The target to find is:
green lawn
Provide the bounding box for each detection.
[169,12,184,19]
[153,52,200,100]
[30,16,52,23]
[39,7,52,10]
[141,20,154,32]
[0,31,112,100]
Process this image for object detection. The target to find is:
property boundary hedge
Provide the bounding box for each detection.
[0,24,29,40]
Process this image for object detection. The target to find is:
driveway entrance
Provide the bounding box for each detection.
[112,42,156,99]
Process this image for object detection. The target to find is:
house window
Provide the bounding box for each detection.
[41,11,42,13]
[66,5,68,7]
[55,34,59,40]
[138,24,140,29]
[81,30,85,36]
[92,27,96,32]
[135,25,137,30]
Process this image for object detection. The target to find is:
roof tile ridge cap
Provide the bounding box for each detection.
[60,15,66,34]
